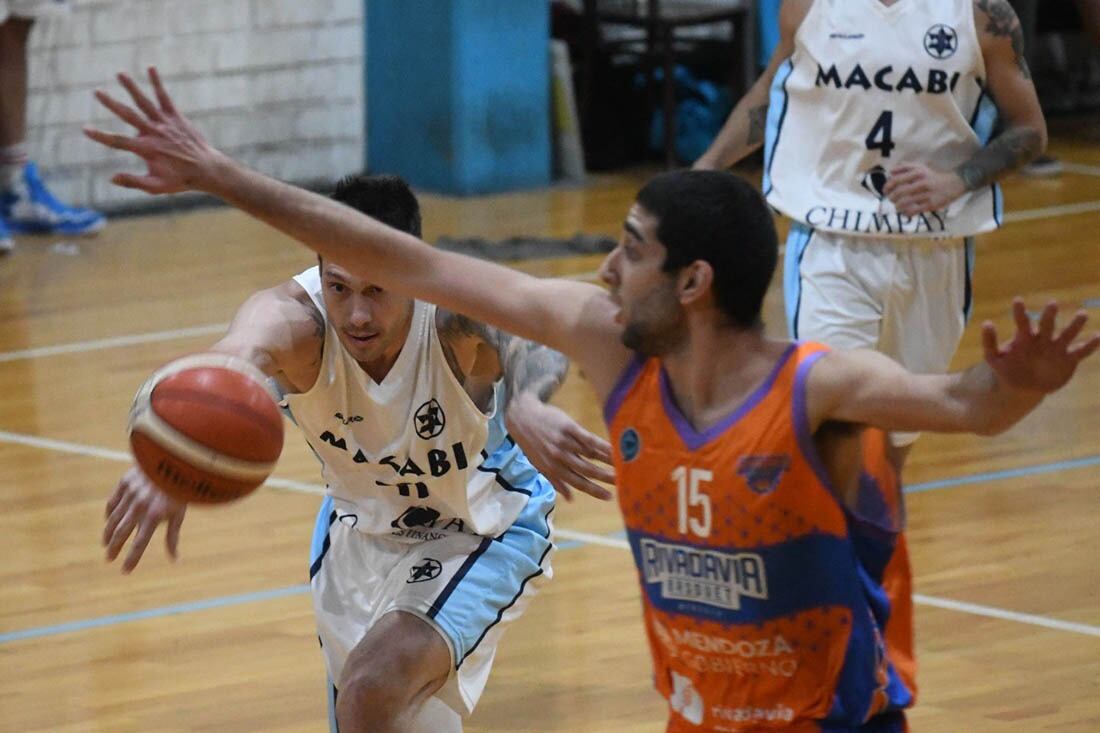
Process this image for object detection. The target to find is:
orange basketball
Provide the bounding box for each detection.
[128,353,285,504]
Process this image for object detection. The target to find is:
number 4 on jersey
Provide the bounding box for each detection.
[866,110,896,157]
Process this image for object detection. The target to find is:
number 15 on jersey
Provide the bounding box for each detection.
[672,466,712,538]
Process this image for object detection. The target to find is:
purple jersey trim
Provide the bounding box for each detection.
[792,350,843,498]
[602,354,647,425]
[658,343,798,451]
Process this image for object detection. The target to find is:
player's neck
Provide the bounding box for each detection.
[356,310,414,383]
[660,324,781,432]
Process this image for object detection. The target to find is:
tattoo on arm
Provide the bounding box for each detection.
[306,304,326,366]
[955,126,1042,190]
[976,0,1031,78]
[437,310,568,406]
[747,104,768,147]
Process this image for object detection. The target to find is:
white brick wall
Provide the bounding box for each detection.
[23,0,364,211]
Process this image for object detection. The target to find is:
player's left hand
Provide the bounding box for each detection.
[505,394,615,502]
[982,299,1100,394]
[83,67,223,195]
[883,163,967,216]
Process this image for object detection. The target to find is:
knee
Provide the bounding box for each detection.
[336,652,441,732]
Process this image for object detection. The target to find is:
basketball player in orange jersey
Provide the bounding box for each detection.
[101,173,615,733]
[87,70,1098,731]
[694,0,1048,474]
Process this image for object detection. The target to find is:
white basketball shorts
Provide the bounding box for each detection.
[784,223,975,446]
[309,479,555,731]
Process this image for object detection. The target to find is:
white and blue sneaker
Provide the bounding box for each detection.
[0,215,12,255]
[1,162,105,236]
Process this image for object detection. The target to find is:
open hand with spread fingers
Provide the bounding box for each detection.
[506,395,615,502]
[83,67,223,195]
[982,299,1100,394]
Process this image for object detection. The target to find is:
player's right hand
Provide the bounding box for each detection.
[103,466,187,574]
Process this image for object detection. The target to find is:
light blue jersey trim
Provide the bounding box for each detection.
[783,222,816,337]
[427,477,555,667]
[969,87,1004,226]
[327,677,339,733]
[762,58,795,196]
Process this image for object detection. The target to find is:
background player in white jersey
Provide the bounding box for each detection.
[102,174,614,733]
[694,0,1048,468]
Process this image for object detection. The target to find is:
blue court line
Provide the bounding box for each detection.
[905,454,1100,494]
[0,584,309,644]
[3,454,1097,645]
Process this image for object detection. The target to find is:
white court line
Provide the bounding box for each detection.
[520,524,1100,639]
[0,323,229,363]
[3,427,1097,638]
[1004,200,1100,223]
[555,527,630,549]
[912,594,1100,638]
[1,193,1098,366]
[1062,162,1100,178]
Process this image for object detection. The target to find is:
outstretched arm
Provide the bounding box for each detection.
[104,281,323,572]
[885,0,1047,215]
[437,311,613,501]
[84,69,633,402]
[808,301,1098,435]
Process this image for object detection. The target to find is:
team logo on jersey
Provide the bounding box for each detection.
[392,506,442,529]
[414,399,446,439]
[860,165,888,200]
[407,558,443,583]
[640,538,768,611]
[620,428,641,462]
[737,455,790,495]
[338,512,359,527]
[924,24,958,60]
[669,670,705,725]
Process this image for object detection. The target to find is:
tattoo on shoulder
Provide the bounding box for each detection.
[976,0,1030,78]
[306,304,326,366]
[747,104,768,147]
[436,309,568,406]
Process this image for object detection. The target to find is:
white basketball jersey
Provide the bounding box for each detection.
[282,267,530,541]
[763,0,1002,238]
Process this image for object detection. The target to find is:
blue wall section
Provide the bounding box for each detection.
[366,0,551,195]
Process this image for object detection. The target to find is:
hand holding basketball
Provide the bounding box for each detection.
[128,352,285,504]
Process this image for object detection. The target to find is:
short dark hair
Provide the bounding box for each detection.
[330,174,422,237]
[636,170,778,330]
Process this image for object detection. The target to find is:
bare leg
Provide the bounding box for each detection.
[0,17,33,148]
[335,610,455,733]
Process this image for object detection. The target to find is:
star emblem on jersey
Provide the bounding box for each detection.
[924,24,958,60]
[407,558,443,583]
[413,399,446,439]
[860,165,888,200]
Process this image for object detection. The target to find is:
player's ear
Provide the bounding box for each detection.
[679,261,713,305]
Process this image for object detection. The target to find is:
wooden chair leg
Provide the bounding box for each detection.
[662,26,677,167]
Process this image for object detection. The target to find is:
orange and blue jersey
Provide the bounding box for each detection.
[604,343,915,732]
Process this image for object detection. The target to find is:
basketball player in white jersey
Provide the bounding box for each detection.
[694,0,1048,466]
[87,69,1099,730]
[102,174,615,733]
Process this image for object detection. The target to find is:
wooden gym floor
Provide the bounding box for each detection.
[1,130,1098,732]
